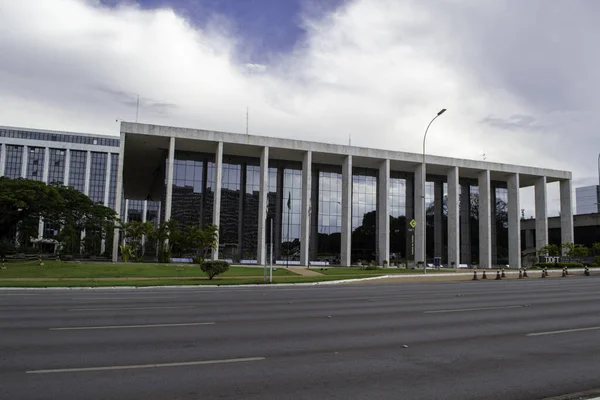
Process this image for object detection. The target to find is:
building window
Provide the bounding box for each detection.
[89,152,108,203]
[26,147,45,181]
[5,145,24,179]
[48,149,66,184]
[69,150,87,192]
[108,154,119,210]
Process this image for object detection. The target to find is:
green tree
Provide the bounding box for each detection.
[186,224,219,261]
[562,242,589,258]
[0,177,63,251]
[537,244,561,257]
[120,220,153,261]
[592,242,600,256]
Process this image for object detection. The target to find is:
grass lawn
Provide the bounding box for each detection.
[0,275,360,287]
[0,260,298,279]
[314,267,456,275]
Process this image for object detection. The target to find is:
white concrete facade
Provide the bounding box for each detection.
[447,167,460,268]
[377,159,390,265]
[99,122,573,266]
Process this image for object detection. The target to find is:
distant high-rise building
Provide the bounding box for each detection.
[576,185,600,214]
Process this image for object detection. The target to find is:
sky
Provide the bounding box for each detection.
[1,0,599,217]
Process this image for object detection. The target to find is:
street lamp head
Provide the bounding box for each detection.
[437,108,447,116]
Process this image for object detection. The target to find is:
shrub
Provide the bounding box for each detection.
[365,264,379,270]
[200,260,230,280]
[533,262,583,269]
[382,260,388,268]
[593,255,600,267]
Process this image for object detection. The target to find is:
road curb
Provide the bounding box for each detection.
[0,269,590,290]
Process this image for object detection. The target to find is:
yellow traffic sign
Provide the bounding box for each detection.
[409,219,417,228]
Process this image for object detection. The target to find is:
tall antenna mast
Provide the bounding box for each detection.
[135,94,140,123]
[246,106,249,135]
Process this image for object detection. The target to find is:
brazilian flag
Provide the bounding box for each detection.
[287,191,291,210]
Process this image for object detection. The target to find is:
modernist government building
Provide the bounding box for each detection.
[1,123,574,268]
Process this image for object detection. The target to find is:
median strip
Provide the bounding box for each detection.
[26,357,265,374]
[424,305,524,314]
[50,322,215,331]
[68,305,195,311]
[526,326,600,337]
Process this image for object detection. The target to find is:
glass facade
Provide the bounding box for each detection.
[351,168,377,262]
[89,152,107,203]
[389,175,407,260]
[26,147,44,181]
[108,154,119,210]
[317,170,342,262]
[576,185,600,214]
[68,150,87,192]
[5,145,23,179]
[171,154,206,229]
[48,149,66,184]
[281,168,302,260]
[243,165,261,259]
[0,128,119,147]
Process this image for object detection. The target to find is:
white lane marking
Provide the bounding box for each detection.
[50,322,215,331]
[26,357,265,374]
[68,306,195,311]
[71,296,177,300]
[0,294,39,296]
[526,326,600,337]
[424,305,524,314]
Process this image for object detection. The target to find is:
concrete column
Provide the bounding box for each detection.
[84,150,92,196]
[124,200,130,223]
[560,179,574,250]
[104,153,112,206]
[21,145,28,178]
[341,156,352,266]
[111,132,126,262]
[141,200,148,250]
[300,151,312,266]
[164,137,176,223]
[377,159,390,265]
[42,147,50,183]
[460,183,471,265]
[38,147,50,240]
[257,147,269,265]
[447,167,460,269]
[478,170,492,268]
[211,141,223,260]
[507,173,521,269]
[414,163,425,264]
[64,149,71,186]
[490,185,498,266]
[274,167,284,260]
[310,168,319,262]
[433,179,443,260]
[535,176,548,251]
[0,143,6,176]
[405,175,414,266]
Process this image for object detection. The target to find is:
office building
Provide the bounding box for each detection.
[115,122,575,268]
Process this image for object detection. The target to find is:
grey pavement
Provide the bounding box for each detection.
[1,277,600,399]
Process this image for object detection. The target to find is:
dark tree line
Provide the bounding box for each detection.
[0,177,117,258]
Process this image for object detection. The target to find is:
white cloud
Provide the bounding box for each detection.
[1,0,598,216]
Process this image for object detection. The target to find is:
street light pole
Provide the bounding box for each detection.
[422,108,447,274]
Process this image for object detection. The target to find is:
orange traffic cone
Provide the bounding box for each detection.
[472,270,478,280]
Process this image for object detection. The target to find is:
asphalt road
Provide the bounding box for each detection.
[2,276,600,400]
